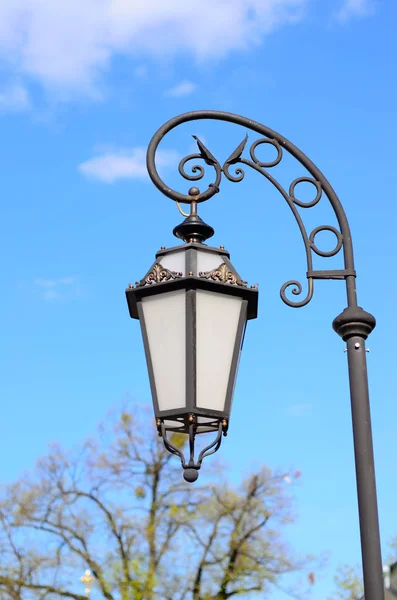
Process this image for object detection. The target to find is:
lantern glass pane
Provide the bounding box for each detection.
[159,251,186,275]
[196,416,218,433]
[141,290,186,412]
[163,419,185,429]
[196,250,225,274]
[196,290,243,412]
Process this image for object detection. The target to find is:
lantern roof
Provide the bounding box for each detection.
[126,241,258,321]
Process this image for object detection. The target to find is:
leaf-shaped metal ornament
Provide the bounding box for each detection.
[224,134,248,166]
[192,135,218,166]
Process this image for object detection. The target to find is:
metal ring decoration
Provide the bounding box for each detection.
[249,138,283,168]
[289,177,322,208]
[147,110,357,308]
[309,225,343,258]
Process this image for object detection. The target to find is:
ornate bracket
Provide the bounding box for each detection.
[159,419,225,483]
[199,263,247,287]
[146,111,357,309]
[136,263,183,287]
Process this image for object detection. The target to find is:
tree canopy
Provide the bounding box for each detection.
[328,537,397,600]
[0,406,315,599]
[327,565,364,600]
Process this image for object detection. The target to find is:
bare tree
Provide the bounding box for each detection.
[0,406,314,599]
[327,565,364,600]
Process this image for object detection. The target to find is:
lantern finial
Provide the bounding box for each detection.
[173,189,214,243]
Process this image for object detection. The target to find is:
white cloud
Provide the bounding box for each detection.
[79,147,179,183]
[0,0,307,98]
[34,276,78,301]
[165,80,197,98]
[34,277,78,288]
[0,82,30,112]
[336,0,374,22]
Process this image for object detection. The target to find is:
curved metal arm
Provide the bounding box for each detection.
[146,110,357,308]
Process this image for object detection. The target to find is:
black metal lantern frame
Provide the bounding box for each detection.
[135,110,385,599]
[126,240,258,482]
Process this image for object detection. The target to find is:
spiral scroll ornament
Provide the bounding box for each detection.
[146,110,357,308]
[178,154,206,181]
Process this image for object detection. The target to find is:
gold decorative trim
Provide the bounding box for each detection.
[199,263,247,287]
[136,263,183,287]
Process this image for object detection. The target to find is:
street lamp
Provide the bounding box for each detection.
[126,111,383,599]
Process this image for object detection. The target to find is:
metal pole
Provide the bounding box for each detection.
[334,307,384,600]
[347,336,384,600]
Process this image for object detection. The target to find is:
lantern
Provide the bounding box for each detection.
[126,209,258,481]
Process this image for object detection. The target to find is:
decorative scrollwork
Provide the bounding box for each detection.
[224,135,248,165]
[280,278,314,308]
[222,134,248,182]
[223,163,245,182]
[222,136,282,181]
[178,154,206,181]
[136,263,182,287]
[199,263,248,287]
[146,110,357,308]
[175,137,222,203]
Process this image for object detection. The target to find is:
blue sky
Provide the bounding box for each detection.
[0,0,396,597]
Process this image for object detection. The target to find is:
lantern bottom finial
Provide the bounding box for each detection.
[183,468,199,483]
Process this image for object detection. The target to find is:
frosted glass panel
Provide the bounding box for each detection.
[164,420,185,429]
[196,291,243,411]
[196,416,216,433]
[196,426,217,433]
[159,251,186,275]
[142,290,186,411]
[197,250,225,274]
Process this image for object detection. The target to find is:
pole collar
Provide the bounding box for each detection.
[333,306,376,341]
